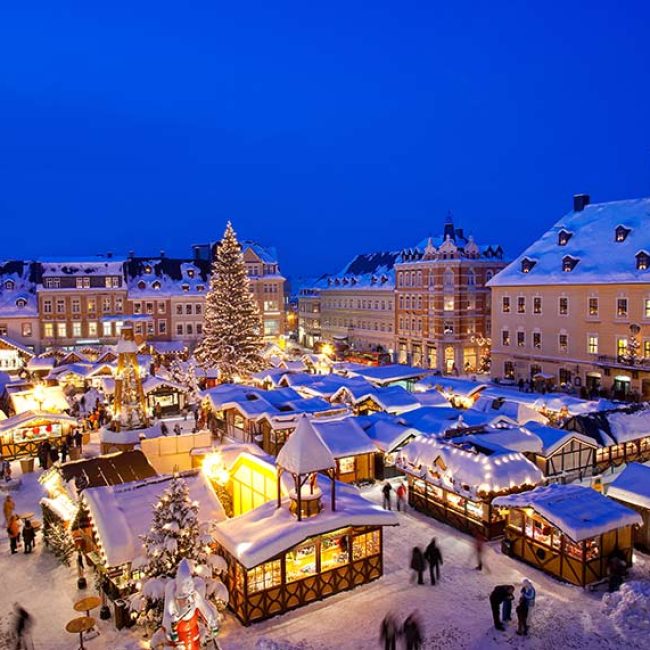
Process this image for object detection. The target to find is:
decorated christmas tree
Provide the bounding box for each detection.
[129,476,228,632]
[195,222,265,381]
[170,357,201,405]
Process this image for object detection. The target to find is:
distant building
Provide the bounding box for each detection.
[489,195,650,399]
[0,261,40,353]
[297,275,329,349]
[395,215,506,372]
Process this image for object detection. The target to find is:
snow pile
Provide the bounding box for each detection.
[602,580,650,642]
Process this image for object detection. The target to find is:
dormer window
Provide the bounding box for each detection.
[4,280,15,291]
[615,225,631,242]
[152,280,161,290]
[181,283,190,292]
[521,258,537,273]
[636,251,650,271]
[196,285,205,292]
[558,229,572,246]
[187,269,195,278]
[137,280,146,290]
[562,256,579,272]
[15,298,27,308]
[144,265,152,274]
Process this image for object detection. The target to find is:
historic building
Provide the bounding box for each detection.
[319,252,399,357]
[0,261,40,353]
[489,195,650,399]
[297,275,329,349]
[394,217,506,372]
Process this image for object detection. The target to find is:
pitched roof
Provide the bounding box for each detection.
[608,463,650,510]
[276,415,336,474]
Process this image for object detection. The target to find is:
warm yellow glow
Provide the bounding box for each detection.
[202,452,230,486]
[321,343,334,358]
[32,384,46,408]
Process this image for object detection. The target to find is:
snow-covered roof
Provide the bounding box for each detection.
[398,406,465,436]
[398,435,543,497]
[26,356,56,371]
[416,376,487,398]
[493,484,642,542]
[40,257,125,277]
[0,335,34,358]
[471,395,549,425]
[83,471,226,567]
[148,341,187,354]
[141,375,187,395]
[0,410,77,434]
[276,415,336,474]
[523,421,599,456]
[323,251,400,291]
[312,418,377,459]
[607,463,650,510]
[0,260,39,317]
[332,384,421,414]
[488,197,650,287]
[452,427,544,454]
[345,364,430,386]
[99,422,163,445]
[359,414,421,453]
[212,477,397,569]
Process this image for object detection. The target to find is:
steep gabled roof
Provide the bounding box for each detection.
[276,415,336,474]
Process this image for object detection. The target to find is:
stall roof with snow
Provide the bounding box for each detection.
[607,463,650,510]
[276,415,335,474]
[493,484,642,542]
[311,418,377,459]
[344,364,430,387]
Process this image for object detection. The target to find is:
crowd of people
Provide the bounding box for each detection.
[380,611,423,650]
[489,579,536,635]
[4,495,36,556]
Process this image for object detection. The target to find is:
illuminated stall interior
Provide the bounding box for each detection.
[494,484,642,586]
[397,435,543,539]
[0,411,77,460]
[213,416,397,625]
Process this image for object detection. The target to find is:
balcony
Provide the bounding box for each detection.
[595,354,650,372]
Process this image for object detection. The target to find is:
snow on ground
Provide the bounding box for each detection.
[1,441,649,649]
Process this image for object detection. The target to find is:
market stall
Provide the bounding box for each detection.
[0,411,78,460]
[494,484,642,586]
[607,463,650,553]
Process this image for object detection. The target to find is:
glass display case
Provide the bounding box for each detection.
[320,529,350,571]
[286,541,317,583]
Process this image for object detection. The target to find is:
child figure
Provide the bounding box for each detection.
[516,594,529,636]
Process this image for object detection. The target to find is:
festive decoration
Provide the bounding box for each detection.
[162,559,220,650]
[129,476,228,634]
[624,324,641,366]
[195,222,265,382]
[170,358,202,405]
[41,507,76,567]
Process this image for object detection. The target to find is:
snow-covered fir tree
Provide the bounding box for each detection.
[195,222,265,381]
[169,358,201,405]
[130,476,228,631]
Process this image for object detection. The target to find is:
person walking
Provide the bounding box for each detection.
[396,482,407,512]
[8,514,21,554]
[73,429,83,451]
[489,585,514,631]
[4,494,15,527]
[174,423,182,436]
[516,593,529,636]
[521,578,536,622]
[22,520,35,554]
[402,612,423,650]
[410,547,426,585]
[48,444,59,466]
[424,537,443,585]
[382,481,393,510]
[12,604,33,650]
[60,440,69,464]
[474,532,486,571]
[161,421,169,436]
[379,612,398,650]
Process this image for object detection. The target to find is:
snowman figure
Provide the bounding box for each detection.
[162,559,220,649]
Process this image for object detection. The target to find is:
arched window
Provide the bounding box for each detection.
[467,269,476,286]
[444,268,454,289]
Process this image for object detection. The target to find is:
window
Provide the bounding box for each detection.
[352,530,380,560]
[521,258,536,273]
[186,324,193,335]
[76,277,90,289]
[185,304,192,315]
[88,321,97,336]
[152,281,161,290]
[286,540,317,582]
[502,329,510,346]
[616,298,628,318]
[644,340,650,359]
[157,302,166,314]
[558,229,572,246]
[87,298,96,313]
[43,299,52,314]
[533,332,541,349]
[533,297,542,314]
[320,529,350,571]
[21,323,32,337]
[45,278,60,289]
[72,322,82,338]
[338,457,355,474]
[502,296,511,313]
[645,299,650,319]
[615,225,631,242]
[559,297,568,315]
[147,321,154,335]
[467,269,476,286]
[562,256,578,272]
[617,337,628,359]
[517,297,526,314]
[559,333,568,352]
[247,560,281,594]
[517,331,525,347]
[56,322,67,338]
[158,321,167,334]
[504,361,515,379]
[636,252,649,270]
[146,302,154,315]
[176,304,183,315]
[56,299,65,314]
[195,304,202,315]
[588,335,599,355]
[15,298,27,309]
[44,323,54,338]
[3,280,15,290]
[444,295,454,311]
[196,323,203,334]
[71,299,81,314]
[115,297,123,313]
[176,324,183,336]
[102,297,111,313]
[102,322,112,337]
[588,297,599,317]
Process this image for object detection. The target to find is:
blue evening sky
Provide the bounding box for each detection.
[0,1,649,280]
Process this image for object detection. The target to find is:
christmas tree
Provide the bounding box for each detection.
[195,222,265,381]
[170,357,201,405]
[129,476,228,631]
[624,334,640,366]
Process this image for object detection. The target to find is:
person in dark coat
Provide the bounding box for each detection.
[402,612,423,650]
[12,604,32,650]
[516,594,529,636]
[48,445,59,466]
[161,422,169,436]
[60,440,68,464]
[22,520,36,554]
[424,537,443,585]
[379,612,398,650]
[410,547,426,585]
[8,514,21,554]
[489,585,514,630]
[607,552,627,593]
[382,481,393,510]
[73,429,83,451]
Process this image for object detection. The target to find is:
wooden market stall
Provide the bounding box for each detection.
[212,418,397,625]
[397,435,543,539]
[0,411,78,460]
[607,463,650,553]
[494,484,642,586]
[141,375,188,415]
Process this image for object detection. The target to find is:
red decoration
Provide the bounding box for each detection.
[46,424,53,433]
[32,427,40,435]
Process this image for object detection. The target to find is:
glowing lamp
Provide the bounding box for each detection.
[202,453,230,486]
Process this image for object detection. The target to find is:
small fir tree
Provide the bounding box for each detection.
[195,222,265,382]
[170,358,201,405]
[129,476,228,630]
[624,334,640,366]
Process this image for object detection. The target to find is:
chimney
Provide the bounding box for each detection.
[573,194,590,212]
[160,250,166,258]
[128,250,135,259]
[106,251,113,258]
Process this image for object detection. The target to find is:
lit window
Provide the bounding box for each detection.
[517,331,525,347]
[152,281,161,290]
[533,332,541,349]
[15,298,27,308]
[4,280,15,290]
[615,226,631,242]
[502,330,510,346]
[444,295,454,311]
[517,297,525,314]
[72,322,82,338]
[617,337,628,359]
[644,340,650,359]
[88,322,97,336]
[645,299,650,319]
[533,297,542,314]
[44,323,54,338]
[558,333,568,352]
[617,298,628,318]
[588,335,599,355]
[562,256,578,272]
[558,230,572,246]
[559,297,568,315]
[57,322,67,338]
[102,322,112,337]
[636,252,649,270]
[521,258,536,273]
[21,323,32,337]
[588,297,599,317]
[502,297,511,313]
[286,540,316,582]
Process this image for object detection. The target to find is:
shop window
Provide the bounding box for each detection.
[247,560,281,594]
[320,529,350,572]
[338,456,355,474]
[286,541,317,582]
[352,530,380,560]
